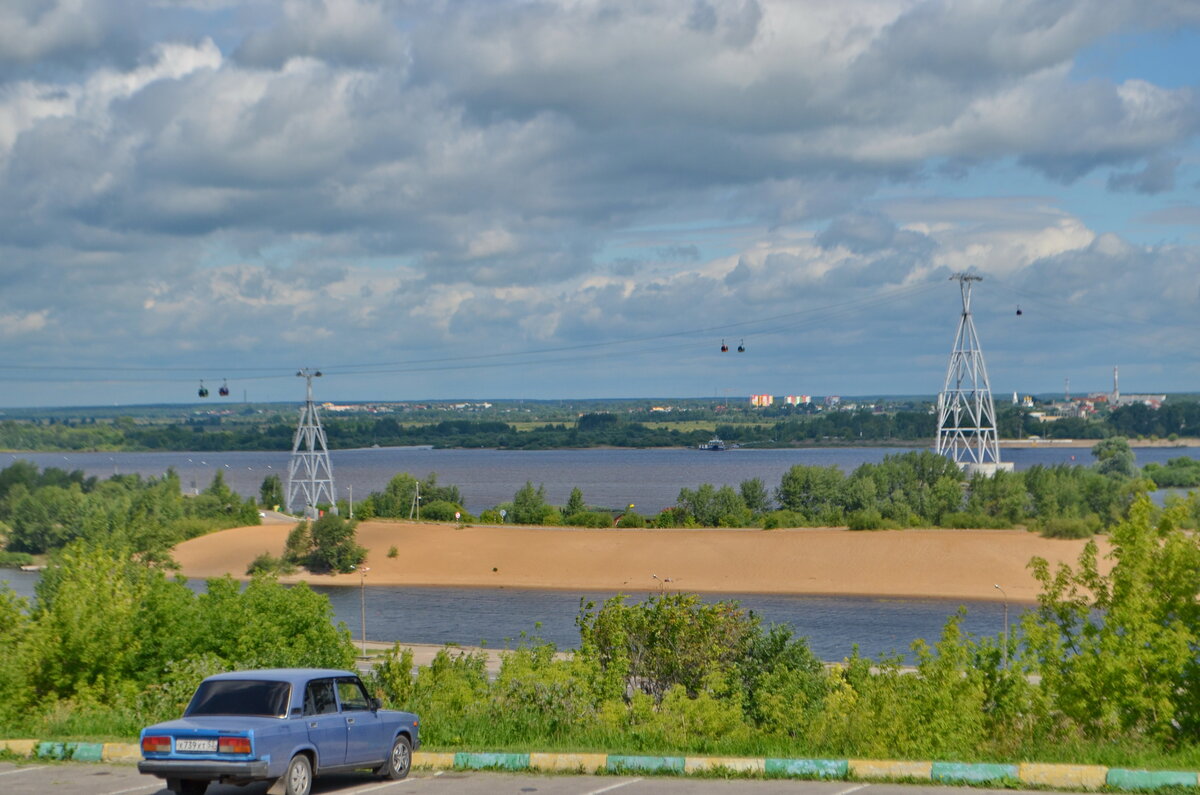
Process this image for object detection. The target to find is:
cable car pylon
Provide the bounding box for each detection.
[286,368,337,518]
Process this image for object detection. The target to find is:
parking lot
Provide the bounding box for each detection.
[0,761,1086,795]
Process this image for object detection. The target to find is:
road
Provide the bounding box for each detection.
[0,761,1084,795]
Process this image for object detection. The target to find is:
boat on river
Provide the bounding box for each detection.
[698,437,727,451]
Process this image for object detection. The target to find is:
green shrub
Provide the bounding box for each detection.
[846,509,894,531]
[478,509,504,524]
[1036,515,1099,539]
[387,545,398,558]
[565,511,613,528]
[760,510,807,529]
[938,511,1012,529]
[616,510,645,528]
[421,500,472,522]
[245,551,294,576]
[0,550,34,568]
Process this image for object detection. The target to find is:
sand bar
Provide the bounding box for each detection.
[173,520,1109,603]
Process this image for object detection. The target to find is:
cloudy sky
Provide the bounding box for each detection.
[2,0,1199,408]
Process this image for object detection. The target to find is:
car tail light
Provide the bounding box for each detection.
[142,736,171,753]
[218,736,252,754]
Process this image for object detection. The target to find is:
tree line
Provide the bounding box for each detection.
[4,400,1200,452]
[359,442,1198,537]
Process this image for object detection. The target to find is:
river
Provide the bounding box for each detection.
[7,443,1196,515]
[4,444,1195,661]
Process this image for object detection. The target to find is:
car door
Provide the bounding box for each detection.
[303,678,346,768]
[336,677,386,765]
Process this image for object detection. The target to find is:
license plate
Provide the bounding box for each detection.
[175,738,217,753]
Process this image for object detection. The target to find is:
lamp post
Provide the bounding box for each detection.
[359,566,371,659]
[994,583,1008,670]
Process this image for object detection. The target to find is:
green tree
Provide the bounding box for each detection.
[1024,495,1200,741]
[565,487,586,517]
[776,465,845,523]
[510,481,553,525]
[259,474,283,509]
[1091,436,1136,479]
[739,478,771,516]
[306,513,366,574]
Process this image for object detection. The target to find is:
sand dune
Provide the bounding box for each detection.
[172,520,1109,603]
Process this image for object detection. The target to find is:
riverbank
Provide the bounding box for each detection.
[174,520,1108,602]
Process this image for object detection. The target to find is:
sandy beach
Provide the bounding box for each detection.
[173,519,1109,603]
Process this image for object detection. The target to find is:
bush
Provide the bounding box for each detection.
[1036,516,1099,539]
[616,510,646,528]
[420,500,471,522]
[246,551,294,576]
[0,550,34,568]
[564,511,613,528]
[478,509,504,524]
[938,511,1012,530]
[760,510,809,529]
[846,508,903,531]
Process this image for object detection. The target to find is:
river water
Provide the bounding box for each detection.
[8,444,1196,515]
[3,444,1196,661]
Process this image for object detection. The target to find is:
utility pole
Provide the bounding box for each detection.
[935,274,1011,475]
[285,368,337,518]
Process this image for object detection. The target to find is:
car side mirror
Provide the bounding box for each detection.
[370,698,382,711]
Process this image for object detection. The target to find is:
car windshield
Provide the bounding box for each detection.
[185,680,292,718]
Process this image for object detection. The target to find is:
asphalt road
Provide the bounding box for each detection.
[0,761,1085,795]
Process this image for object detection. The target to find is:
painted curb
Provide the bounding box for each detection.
[932,761,1018,784]
[4,737,1200,791]
[607,754,686,774]
[765,758,849,778]
[1108,768,1199,790]
[529,752,607,772]
[412,751,456,769]
[454,751,530,771]
[1019,762,1109,790]
[684,756,765,774]
[0,739,37,757]
[102,743,142,764]
[851,759,933,780]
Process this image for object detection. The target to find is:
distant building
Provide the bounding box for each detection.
[824,395,841,406]
[750,394,774,407]
[784,395,811,405]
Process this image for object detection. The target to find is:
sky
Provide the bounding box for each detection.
[1,0,1199,408]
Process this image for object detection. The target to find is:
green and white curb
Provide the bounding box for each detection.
[4,739,1199,790]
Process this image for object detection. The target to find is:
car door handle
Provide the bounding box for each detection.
[309,722,318,728]
[346,718,355,725]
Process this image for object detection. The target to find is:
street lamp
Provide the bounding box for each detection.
[994,583,1008,670]
[359,566,371,659]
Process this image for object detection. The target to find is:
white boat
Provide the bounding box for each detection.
[698,437,727,451]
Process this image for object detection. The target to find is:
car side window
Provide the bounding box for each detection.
[303,680,338,716]
[336,678,370,712]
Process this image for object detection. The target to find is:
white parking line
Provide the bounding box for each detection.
[834,784,870,795]
[352,780,420,793]
[586,779,642,794]
[0,766,47,776]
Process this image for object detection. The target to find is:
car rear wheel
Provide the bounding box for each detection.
[381,735,412,780]
[284,753,312,795]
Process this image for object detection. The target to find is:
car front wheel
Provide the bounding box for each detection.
[283,753,312,795]
[382,735,412,780]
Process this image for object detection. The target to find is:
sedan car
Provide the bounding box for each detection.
[139,668,420,795]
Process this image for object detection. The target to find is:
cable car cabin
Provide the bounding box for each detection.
[198,383,209,398]
[721,340,729,352]
[1016,305,1023,316]
[737,340,745,352]
[219,380,230,396]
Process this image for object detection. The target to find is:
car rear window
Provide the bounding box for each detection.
[185,680,292,717]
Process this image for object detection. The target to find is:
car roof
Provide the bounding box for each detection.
[202,668,357,685]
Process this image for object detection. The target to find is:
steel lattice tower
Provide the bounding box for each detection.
[286,368,338,517]
[936,274,1010,474]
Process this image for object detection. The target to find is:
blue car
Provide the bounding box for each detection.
[139,668,420,795]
